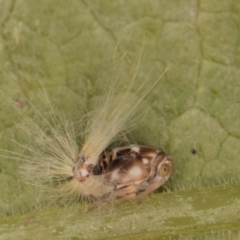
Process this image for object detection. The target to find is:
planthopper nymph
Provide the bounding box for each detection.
[9,48,173,211]
[73,145,172,205]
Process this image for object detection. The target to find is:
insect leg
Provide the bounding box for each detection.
[113,185,137,203]
[137,181,163,199]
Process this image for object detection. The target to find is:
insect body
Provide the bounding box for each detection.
[11,50,172,210]
[73,145,172,203]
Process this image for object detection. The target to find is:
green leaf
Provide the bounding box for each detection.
[1,0,240,239]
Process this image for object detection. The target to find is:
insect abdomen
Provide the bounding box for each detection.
[93,145,172,202]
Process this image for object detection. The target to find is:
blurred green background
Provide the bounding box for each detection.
[0,0,240,239]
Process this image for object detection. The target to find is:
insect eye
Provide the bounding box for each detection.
[159,162,171,177]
